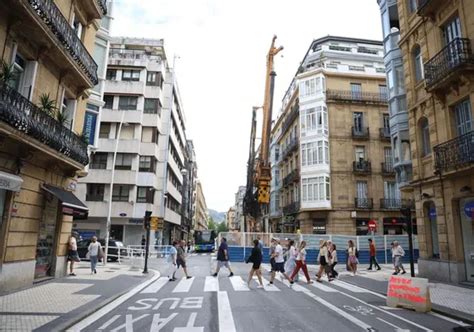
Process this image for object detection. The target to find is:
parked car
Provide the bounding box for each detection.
[77,239,127,262]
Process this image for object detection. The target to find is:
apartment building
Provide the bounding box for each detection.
[182,140,197,241]
[0,0,107,291]
[194,181,208,231]
[394,0,474,283]
[270,36,412,235]
[76,37,188,246]
[226,207,237,231]
[234,186,246,232]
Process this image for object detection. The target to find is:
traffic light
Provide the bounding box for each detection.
[144,210,152,230]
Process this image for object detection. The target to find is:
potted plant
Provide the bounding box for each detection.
[38,93,57,117]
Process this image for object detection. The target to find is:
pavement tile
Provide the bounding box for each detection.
[0,315,59,331]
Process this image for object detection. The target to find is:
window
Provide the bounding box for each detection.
[408,0,417,13]
[99,122,111,138]
[302,177,330,202]
[419,117,431,156]
[122,70,140,81]
[10,53,26,92]
[106,69,117,80]
[425,202,440,259]
[384,147,393,166]
[353,112,363,131]
[137,187,154,204]
[383,113,390,129]
[379,85,388,100]
[453,99,472,136]
[299,77,324,98]
[86,184,104,201]
[351,83,362,100]
[139,156,156,172]
[119,96,138,110]
[146,71,162,87]
[112,185,130,202]
[141,127,159,144]
[356,181,368,199]
[104,95,114,109]
[443,16,462,44]
[83,103,99,145]
[90,153,108,169]
[413,46,424,82]
[115,153,133,170]
[144,98,161,114]
[355,146,365,161]
[72,15,84,40]
[301,106,327,134]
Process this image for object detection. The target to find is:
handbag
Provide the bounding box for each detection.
[98,247,105,260]
[319,255,327,266]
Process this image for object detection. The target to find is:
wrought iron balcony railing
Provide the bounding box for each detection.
[381,162,395,175]
[28,0,98,85]
[282,169,299,187]
[353,160,371,174]
[0,84,89,165]
[281,138,299,161]
[416,0,443,17]
[379,127,390,140]
[434,130,474,173]
[380,199,414,210]
[282,104,299,135]
[355,198,373,209]
[326,89,388,105]
[96,0,107,15]
[424,38,474,90]
[283,201,300,215]
[352,126,370,139]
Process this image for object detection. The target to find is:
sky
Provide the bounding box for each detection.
[111,0,384,212]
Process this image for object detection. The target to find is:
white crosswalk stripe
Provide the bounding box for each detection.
[331,280,368,293]
[204,276,219,292]
[255,276,280,292]
[229,276,250,291]
[310,281,340,293]
[172,277,195,293]
[274,273,292,288]
[141,277,168,294]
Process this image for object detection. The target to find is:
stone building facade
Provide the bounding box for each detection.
[0,0,107,291]
[396,0,474,283]
[194,181,208,231]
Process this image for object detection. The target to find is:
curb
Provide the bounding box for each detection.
[55,269,158,332]
[341,277,474,326]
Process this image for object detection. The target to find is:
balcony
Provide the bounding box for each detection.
[282,169,299,187]
[0,84,89,166]
[380,199,415,210]
[381,162,395,176]
[281,138,299,161]
[96,0,107,15]
[283,201,300,215]
[353,160,371,174]
[355,198,373,209]
[281,104,299,135]
[416,0,444,18]
[25,0,98,85]
[352,127,370,140]
[326,89,387,105]
[434,130,474,173]
[424,38,474,91]
[81,0,107,19]
[379,127,390,141]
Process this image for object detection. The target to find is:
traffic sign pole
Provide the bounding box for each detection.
[143,210,152,274]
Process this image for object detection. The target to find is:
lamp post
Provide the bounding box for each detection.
[104,110,126,265]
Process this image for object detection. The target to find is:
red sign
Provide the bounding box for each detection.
[368,219,377,230]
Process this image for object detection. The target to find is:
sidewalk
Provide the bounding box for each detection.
[339,263,474,325]
[0,261,154,331]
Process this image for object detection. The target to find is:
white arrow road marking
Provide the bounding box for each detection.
[173,312,204,332]
[229,276,250,291]
[172,277,195,293]
[376,317,410,331]
[150,313,178,331]
[218,291,236,332]
[110,314,149,332]
[141,277,169,294]
[204,276,219,292]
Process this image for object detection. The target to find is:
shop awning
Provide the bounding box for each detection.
[0,170,23,192]
[41,184,88,216]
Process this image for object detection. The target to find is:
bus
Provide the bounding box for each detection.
[193,230,217,252]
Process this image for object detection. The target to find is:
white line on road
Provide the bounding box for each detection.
[204,276,219,292]
[428,312,470,327]
[66,272,160,331]
[255,276,280,291]
[303,291,374,331]
[334,280,387,299]
[229,276,250,291]
[97,315,121,330]
[310,281,340,293]
[218,291,236,332]
[274,274,292,287]
[141,277,169,294]
[376,317,409,331]
[172,277,195,293]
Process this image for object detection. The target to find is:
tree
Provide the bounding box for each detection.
[217,222,228,233]
[207,216,217,231]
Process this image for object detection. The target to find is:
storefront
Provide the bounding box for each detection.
[460,197,474,283]
[383,217,417,235]
[356,219,370,235]
[312,219,326,234]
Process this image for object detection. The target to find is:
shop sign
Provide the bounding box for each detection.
[386,275,431,312]
[129,218,143,224]
[368,219,377,230]
[429,207,436,219]
[463,201,474,219]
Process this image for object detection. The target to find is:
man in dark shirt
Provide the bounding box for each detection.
[213,237,234,277]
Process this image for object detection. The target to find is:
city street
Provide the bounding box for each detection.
[68,254,469,332]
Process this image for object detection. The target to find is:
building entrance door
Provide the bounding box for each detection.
[460,197,474,282]
[35,195,59,278]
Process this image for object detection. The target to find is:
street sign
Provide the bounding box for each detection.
[150,217,164,231]
[368,219,377,230]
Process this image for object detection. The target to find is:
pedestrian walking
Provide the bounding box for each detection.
[67,231,80,276]
[329,243,338,280]
[347,240,359,276]
[285,240,298,282]
[246,239,264,288]
[289,241,312,284]
[168,241,178,281]
[87,236,102,274]
[316,240,329,282]
[269,237,277,274]
[269,238,292,284]
[257,236,264,252]
[367,238,381,271]
[213,237,234,277]
[187,240,192,253]
[176,240,192,279]
[392,241,406,275]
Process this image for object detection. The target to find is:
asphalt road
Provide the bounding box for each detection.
[69,253,469,332]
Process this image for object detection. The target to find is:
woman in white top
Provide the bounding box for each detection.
[347,240,358,276]
[285,240,298,282]
[316,240,329,282]
[87,236,102,274]
[289,241,312,284]
[329,243,338,280]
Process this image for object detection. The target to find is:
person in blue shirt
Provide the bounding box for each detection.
[213,237,234,277]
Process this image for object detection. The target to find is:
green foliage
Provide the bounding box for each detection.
[56,108,70,127]
[217,222,228,233]
[0,61,14,85]
[38,93,57,117]
[79,132,89,145]
[207,216,217,231]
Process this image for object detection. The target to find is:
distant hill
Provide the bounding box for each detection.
[208,209,226,223]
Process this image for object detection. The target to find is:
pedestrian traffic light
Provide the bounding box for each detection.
[143,210,152,230]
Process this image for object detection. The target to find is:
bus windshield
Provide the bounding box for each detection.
[194,230,215,244]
